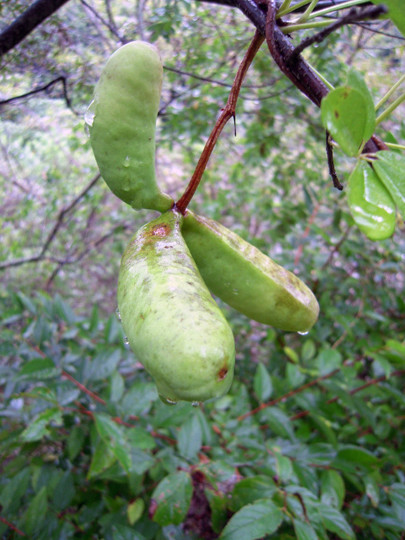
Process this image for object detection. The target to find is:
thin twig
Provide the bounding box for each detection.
[238,364,344,421]
[0,76,77,114]
[0,174,100,270]
[287,5,387,62]
[80,0,124,42]
[62,371,107,405]
[0,517,26,537]
[175,30,264,213]
[326,131,343,190]
[290,369,405,421]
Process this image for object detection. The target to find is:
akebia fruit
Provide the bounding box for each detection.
[182,211,319,333]
[117,209,235,404]
[87,41,173,212]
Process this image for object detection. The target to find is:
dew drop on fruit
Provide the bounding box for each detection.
[191,401,200,407]
[159,395,177,406]
[84,100,96,129]
[115,308,121,321]
[298,330,309,336]
[123,336,130,346]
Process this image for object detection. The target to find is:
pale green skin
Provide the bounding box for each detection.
[88,41,173,212]
[182,211,319,333]
[117,209,235,403]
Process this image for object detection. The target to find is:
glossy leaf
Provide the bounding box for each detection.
[230,476,277,512]
[321,87,375,156]
[347,160,396,240]
[293,519,318,540]
[151,471,193,526]
[373,150,405,217]
[220,499,283,540]
[317,503,355,540]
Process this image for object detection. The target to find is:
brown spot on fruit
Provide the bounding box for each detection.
[218,367,228,380]
[151,224,170,237]
[334,110,339,119]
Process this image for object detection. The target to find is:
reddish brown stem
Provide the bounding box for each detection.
[175,30,264,214]
[62,370,107,405]
[0,517,26,537]
[290,369,405,421]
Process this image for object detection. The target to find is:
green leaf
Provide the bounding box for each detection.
[20,407,63,441]
[346,69,376,140]
[87,349,121,381]
[127,498,145,525]
[151,471,193,526]
[372,0,405,36]
[0,468,30,514]
[19,357,61,379]
[364,472,380,507]
[22,485,48,535]
[253,363,273,401]
[52,471,75,511]
[94,413,131,473]
[177,412,202,460]
[321,87,374,156]
[230,476,277,512]
[205,489,228,533]
[220,499,283,540]
[260,407,295,440]
[293,519,318,540]
[317,503,355,539]
[388,483,405,525]
[373,151,405,218]
[335,445,379,467]
[126,427,156,450]
[315,347,342,375]
[88,439,116,479]
[347,160,396,240]
[321,470,345,509]
[67,425,86,461]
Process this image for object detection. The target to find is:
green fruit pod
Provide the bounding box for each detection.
[117,209,235,404]
[86,41,173,212]
[182,211,319,333]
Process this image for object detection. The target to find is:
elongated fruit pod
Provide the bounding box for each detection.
[117,209,235,404]
[182,211,319,333]
[87,41,173,212]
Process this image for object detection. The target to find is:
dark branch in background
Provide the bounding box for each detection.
[0,76,77,114]
[0,0,71,57]
[0,174,100,270]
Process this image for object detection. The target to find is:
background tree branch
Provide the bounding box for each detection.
[0,0,72,57]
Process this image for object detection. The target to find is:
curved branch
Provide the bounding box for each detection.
[0,174,101,270]
[0,0,71,57]
[0,76,77,114]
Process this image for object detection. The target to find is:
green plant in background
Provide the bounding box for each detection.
[0,0,404,538]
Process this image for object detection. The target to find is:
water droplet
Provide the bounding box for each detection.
[159,395,177,406]
[298,330,309,336]
[191,401,200,407]
[84,100,96,128]
[115,308,121,321]
[123,155,130,168]
[123,336,130,346]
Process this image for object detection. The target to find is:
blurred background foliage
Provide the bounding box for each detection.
[0,0,404,538]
